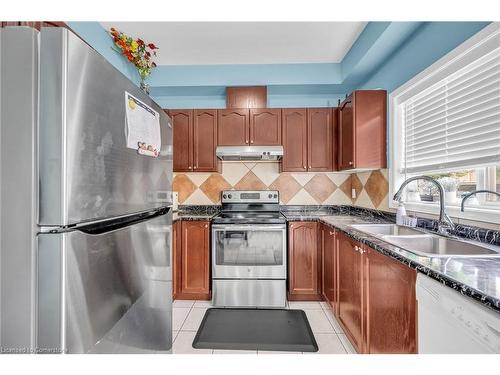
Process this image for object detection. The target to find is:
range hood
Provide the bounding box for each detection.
[216,145,283,161]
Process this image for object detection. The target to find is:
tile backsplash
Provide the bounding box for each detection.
[173,161,391,208]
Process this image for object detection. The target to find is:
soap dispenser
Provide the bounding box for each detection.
[396,202,406,225]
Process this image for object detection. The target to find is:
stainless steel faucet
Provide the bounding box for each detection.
[393,176,456,234]
[461,190,500,211]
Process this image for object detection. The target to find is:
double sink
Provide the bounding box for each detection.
[350,224,500,258]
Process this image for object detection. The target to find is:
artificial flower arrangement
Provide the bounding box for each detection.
[109,27,158,88]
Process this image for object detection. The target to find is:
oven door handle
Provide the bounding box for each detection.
[212,224,286,231]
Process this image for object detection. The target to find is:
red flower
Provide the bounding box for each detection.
[146,51,151,57]
[147,43,157,49]
[137,38,144,46]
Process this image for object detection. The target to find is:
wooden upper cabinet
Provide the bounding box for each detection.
[226,86,267,108]
[217,109,250,146]
[288,221,321,301]
[249,108,281,145]
[282,109,307,172]
[321,225,337,310]
[169,109,219,172]
[338,90,387,171]
[193,109,218,172]
[170,110,193,172]
[337,232,364,353]
[364,248,417,354]
[307,108,333,171]
[180,221,210,299]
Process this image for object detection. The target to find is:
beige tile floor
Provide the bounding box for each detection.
[172,300,356,354]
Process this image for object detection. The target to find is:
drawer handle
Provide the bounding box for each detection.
[348,161,353,165]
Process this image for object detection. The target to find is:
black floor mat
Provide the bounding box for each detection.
[192,308,318,352]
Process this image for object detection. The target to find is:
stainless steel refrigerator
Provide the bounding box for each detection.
[0,27,173,353]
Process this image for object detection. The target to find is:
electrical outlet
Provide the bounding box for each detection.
[351,188,357,199]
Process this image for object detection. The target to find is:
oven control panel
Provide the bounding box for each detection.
[221,190,279,204]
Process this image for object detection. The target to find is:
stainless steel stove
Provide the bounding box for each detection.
[211,190,287,308]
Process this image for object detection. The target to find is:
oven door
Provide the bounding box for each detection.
[212,224,286,279]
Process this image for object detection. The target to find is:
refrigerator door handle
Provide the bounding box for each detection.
[76,207,170,235]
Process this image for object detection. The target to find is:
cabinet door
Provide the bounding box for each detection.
[321,225,336,307]
[307,108,333,171]
[180,221,210,299]
[288,222,320,300]
[217,109,250,146]
[364,248,417,353]
[249,108,282,145]
[353,90,387,169]
[282,109,307,172]
[193,109,218,172]
[172,221,181,299]
[170,110,193,172]
[332,108,339,171]
[338,96,355,170]
[337,232,364,352]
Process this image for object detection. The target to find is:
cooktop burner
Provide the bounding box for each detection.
[212,211,286,224]
[212,190,285,224]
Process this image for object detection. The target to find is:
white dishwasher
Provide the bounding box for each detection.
[416,274,500,353]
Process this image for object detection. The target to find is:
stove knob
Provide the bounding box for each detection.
[273,194,278,198]
[223,194,227,199]
[268,193,273,198]
[228,194,232,199]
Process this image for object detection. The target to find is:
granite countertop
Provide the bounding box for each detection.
[172,212,217,222]
[318,215,500,314]
[173,205,500,313]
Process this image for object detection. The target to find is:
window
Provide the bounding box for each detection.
[390,23,500,224]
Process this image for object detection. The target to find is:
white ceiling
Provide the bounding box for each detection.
[100,22,367,65]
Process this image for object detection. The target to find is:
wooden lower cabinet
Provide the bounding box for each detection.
[321,224,338,312]
[364,247,417,353]
[337,233,365,352]
[288,221,321,300]
[173,220,211,300]
[334,231,417,353]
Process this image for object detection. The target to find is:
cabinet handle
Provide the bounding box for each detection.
[204,224,208,228]
[194,166,197,169]
[354,246,359,252]
[329,231,334,236]
[303,166,306,169]
[250,140,254,144]
[309,165,312,169]
[348,161,353,165]
[188,166,192,169]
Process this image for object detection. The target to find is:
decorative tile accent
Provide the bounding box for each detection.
[251,163,280,186]
[199,174,231,203]
[219,162,250,186]
[287,189,318,205]
[234,171,267,191]
[173,174,197,203]
[338,175,353,199]
[304,174,337,204]
[355,190,375,209]
[269,174,302,204]
[364,170,389,208]
[291,173,315,186]
[326,173,350,187]
[183,190,212,205]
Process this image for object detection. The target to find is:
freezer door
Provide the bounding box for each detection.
[37,211,172,353]
[39,28,173,226]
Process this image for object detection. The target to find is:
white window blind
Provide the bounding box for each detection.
[402,46,500,173]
